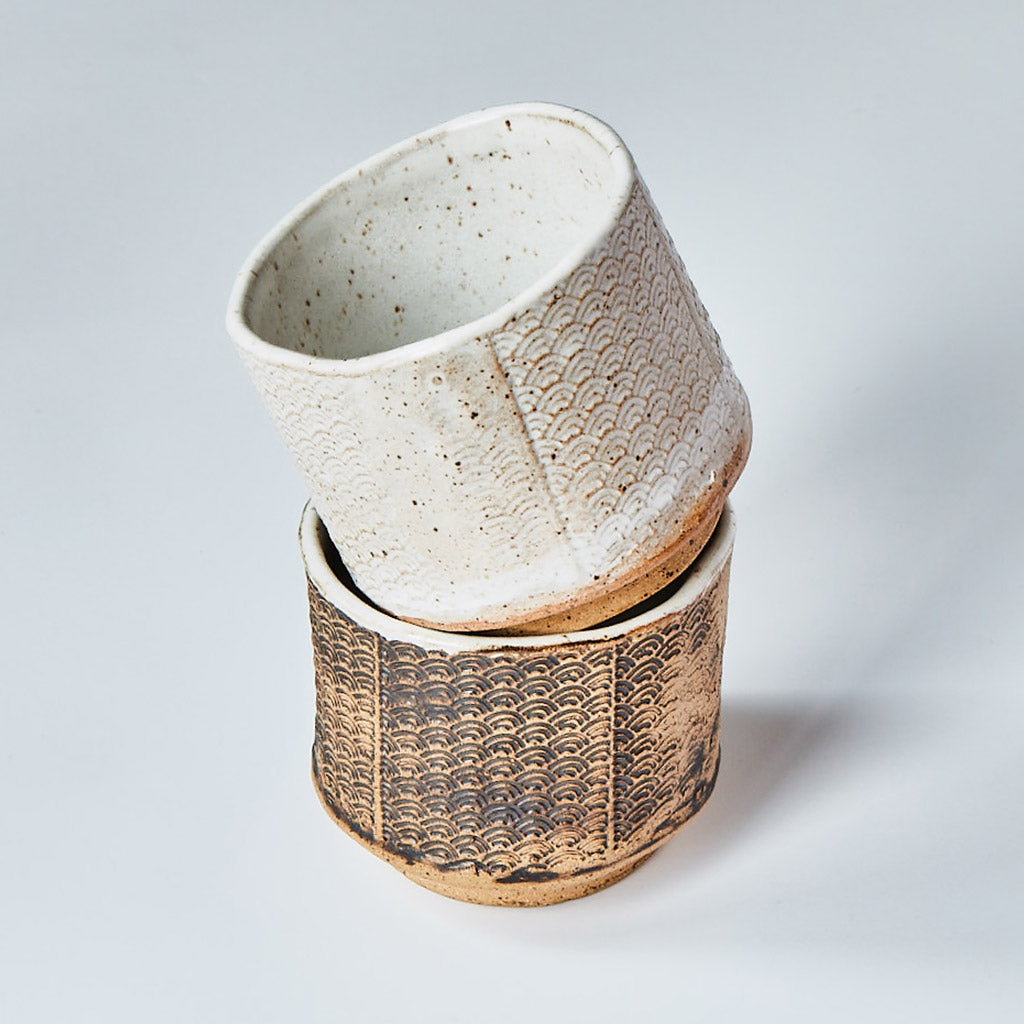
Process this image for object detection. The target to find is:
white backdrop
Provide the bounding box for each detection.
[2,2,1022,1021]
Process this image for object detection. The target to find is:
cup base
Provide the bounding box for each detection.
[313,762,668,906]
[396,425,749,635]
[493,500,726,636]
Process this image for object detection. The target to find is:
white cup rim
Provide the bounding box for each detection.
[300,501,735,653]
[226,102,635,377]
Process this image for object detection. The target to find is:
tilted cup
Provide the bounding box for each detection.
[228,103,751,633]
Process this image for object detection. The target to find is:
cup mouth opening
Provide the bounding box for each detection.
[227,102,635,376]
[300,501,735,652]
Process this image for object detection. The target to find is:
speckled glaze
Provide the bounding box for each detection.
[300,501,735,906]
[229,103,751,633]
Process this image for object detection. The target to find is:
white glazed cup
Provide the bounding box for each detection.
[228,102,751,634]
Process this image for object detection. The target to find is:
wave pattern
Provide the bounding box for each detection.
[612,568,728,849]
[238,350,391,588]
[379,644,614,877]
[490,180,750,575]
[307,549,731,883]
[239,348,571,625]
[309,583,378,838]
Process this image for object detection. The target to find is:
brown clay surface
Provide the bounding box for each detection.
[306,530,732,905]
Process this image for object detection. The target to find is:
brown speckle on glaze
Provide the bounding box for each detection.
[231,104,751,631]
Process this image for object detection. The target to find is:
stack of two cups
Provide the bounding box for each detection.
[228,104,751,905]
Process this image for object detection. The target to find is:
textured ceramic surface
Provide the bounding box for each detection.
[300,500,735,906]
[230,103,751,633]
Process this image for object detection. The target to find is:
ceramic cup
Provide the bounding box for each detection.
[229,103,750,633]
[300,500,735,907]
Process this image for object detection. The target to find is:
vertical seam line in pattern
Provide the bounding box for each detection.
[372,633,383,839]
[607,641,616,854]
[485,323,591,581]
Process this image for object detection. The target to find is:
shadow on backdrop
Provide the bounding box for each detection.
[625,327,1024,917]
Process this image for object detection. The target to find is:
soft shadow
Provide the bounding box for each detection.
[613,334,1022,900]
[453,695,862,949]
[645,695,857,880]
[447,333,1023,944]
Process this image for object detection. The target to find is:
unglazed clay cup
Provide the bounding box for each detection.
[229,102,751,634]
[300,500,736,907]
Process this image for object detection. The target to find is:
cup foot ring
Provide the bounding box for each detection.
[313,764,663,907]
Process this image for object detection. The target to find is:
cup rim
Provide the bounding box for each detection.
[226,101,635,377]
[300,500,735,653]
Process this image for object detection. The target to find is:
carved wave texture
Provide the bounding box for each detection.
[239,351,389,589]
[612,569,728,849]
[239,350,569,622]
[308,553,730,884]
[309,583,378,838]
[379,643,614,877]
[490,180,749,574]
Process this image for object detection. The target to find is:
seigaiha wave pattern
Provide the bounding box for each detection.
[489,179,750,577]
[307,544,731,904]
[237,341,578,628]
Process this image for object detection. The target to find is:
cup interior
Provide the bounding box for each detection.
[240,106,630,361]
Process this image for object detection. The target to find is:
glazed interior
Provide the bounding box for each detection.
[241,108,629,360]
